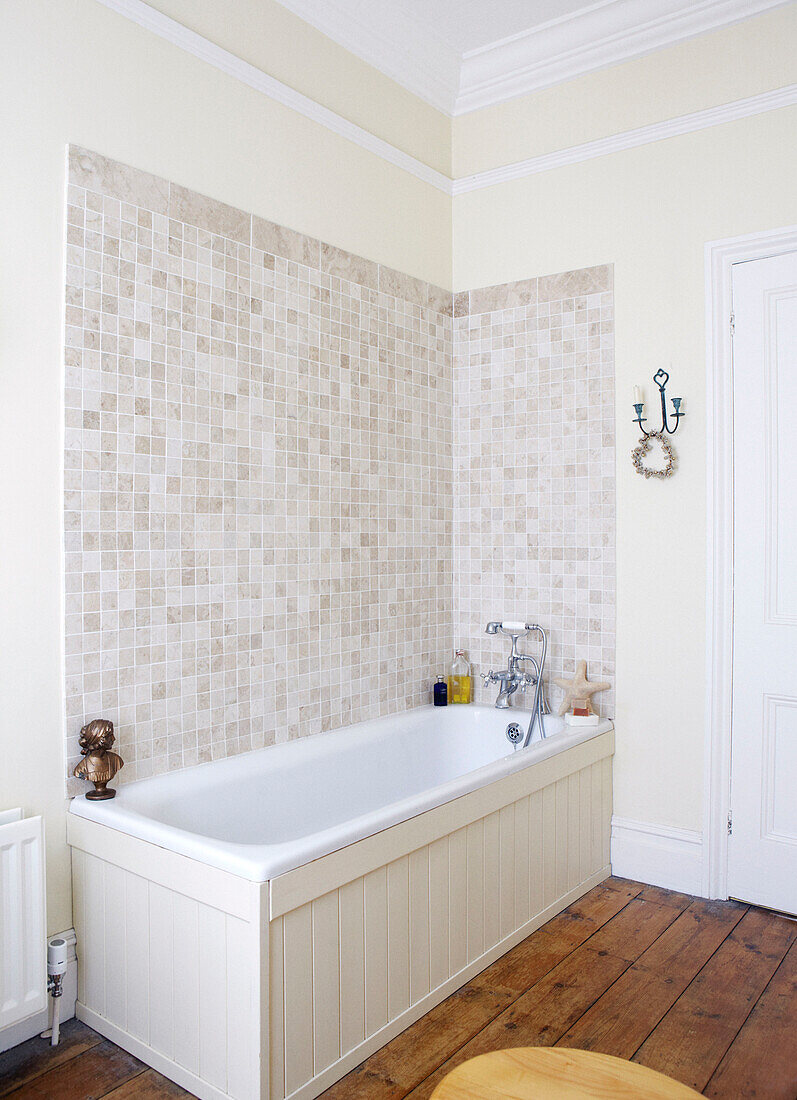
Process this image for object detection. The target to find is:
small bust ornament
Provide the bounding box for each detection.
[73,718,124,799]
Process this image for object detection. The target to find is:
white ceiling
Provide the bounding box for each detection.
[275,0,788,115]
[385,0,597,55]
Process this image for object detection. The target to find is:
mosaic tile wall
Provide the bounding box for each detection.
[63,147,615,789]
[452,268,616,718]
[64,148,453,788]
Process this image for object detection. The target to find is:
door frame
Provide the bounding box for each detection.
[704,224,797,899]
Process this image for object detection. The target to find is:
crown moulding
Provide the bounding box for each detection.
[453,0,791,115]
[451,83,797,194]
[96,0,797,197]
[276,0,790,117]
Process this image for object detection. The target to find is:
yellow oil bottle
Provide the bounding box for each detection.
[448,650,473,704]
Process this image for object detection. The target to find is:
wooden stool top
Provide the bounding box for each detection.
[430,1047,704,1099]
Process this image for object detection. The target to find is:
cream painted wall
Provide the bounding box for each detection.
[452,5,797,175]
[453,104,797,832]
[0,0,450,936]
[146,0,452,175]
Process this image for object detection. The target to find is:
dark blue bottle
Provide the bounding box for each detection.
[433,676,447,706]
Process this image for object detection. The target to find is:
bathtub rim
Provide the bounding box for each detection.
[68,709,613,882]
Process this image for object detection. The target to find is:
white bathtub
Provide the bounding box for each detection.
[68,704,614,1100]
[70,705,612,880]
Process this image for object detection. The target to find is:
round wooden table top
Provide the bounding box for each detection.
[430,1047,704,1099]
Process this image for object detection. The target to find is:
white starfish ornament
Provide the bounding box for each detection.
[554,660,610,717]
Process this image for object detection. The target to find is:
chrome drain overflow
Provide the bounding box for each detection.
[506,722,523,745]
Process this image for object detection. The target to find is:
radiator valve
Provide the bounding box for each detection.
[41,937,68,1046]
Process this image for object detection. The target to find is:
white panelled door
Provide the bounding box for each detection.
[729,251,797,915]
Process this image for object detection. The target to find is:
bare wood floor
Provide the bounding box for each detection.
[1,878,795,1099]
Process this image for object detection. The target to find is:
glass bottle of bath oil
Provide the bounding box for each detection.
[448,650,472,704]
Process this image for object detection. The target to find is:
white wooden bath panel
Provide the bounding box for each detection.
[68,728,613,1100]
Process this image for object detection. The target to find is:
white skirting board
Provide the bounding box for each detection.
[0,929,78,1054]
[610,816,704,896]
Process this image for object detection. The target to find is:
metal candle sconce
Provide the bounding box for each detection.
[631,369,684,479]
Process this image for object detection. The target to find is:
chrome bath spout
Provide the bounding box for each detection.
[482,621,549,745]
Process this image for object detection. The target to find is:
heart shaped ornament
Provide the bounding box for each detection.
[632,430,676,479]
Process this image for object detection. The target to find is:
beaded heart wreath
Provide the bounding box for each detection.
[632,430,676,479]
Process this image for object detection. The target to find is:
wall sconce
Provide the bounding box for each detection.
[631,370,685,479]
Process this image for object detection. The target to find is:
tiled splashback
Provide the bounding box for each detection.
[453,269,615,718]
[64,148,453,788]
[63,147,614,789]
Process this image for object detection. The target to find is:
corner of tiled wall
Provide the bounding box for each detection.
[452,266,616,718]
[64,146,615,791]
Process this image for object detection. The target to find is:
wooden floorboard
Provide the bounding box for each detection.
[633,906,797,1092]
[703,937,797,1100]
[556,899,748,1060]
[537,880,642,949]
[0,1021,103,1098]
[581,896,683,961]
[0,878,793,1100]
[319,978,518,1100]
[0,1040,145,1100]
[633,883,696,911]
[402,945,634,1099]
[102,1068,195,1098]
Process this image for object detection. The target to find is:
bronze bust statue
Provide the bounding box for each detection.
[73,718,124,799]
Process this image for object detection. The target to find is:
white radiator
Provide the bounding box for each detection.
[0,809,46,1031]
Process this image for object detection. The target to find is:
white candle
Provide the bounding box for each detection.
[633,386,643,404]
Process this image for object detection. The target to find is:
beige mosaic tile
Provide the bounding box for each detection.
[377,266,452,316]
[251,215,320,267]
[538,264,613,302]
[320,241,379,291]
[427,282,454,317]
[63,148,613,792]
[168,182,251,243]
[468,277,537,315]
[68,146,169,214]
[453,278,616,719]
[64,151,453,791]
[379,265,427,309]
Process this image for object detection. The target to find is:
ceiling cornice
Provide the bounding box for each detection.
[455,0,791,115]
[274,0,791,116]
[452,83,797,192]
[104,0,793,119]
[95,1,797,198]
